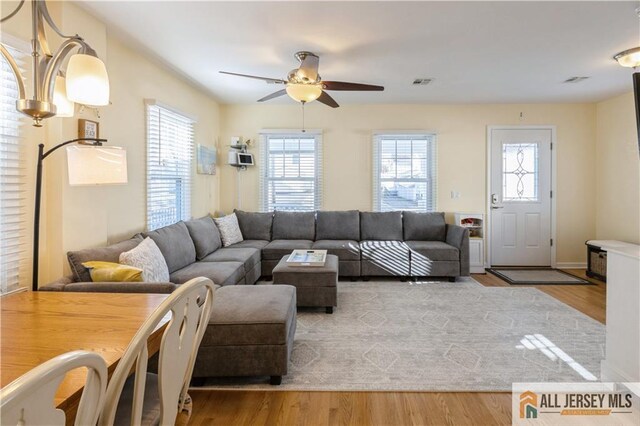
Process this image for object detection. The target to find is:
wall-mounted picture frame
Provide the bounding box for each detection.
[197,144,217,175]
[78,119,99,139]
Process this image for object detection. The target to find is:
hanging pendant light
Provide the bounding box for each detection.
[66,53,110,106]
[0,0,110,126]
[52,75,75,117]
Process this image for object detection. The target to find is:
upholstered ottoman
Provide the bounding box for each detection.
[192,284,296,385]
[272,254,338,314]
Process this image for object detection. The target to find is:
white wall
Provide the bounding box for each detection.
[595,91,640,243]
[2,2,221,284]
[220,102,597,264]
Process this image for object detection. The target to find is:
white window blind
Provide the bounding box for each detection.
[146,102,194,231]
[260,131,322,212]
[1,45,27,294]
[372,133,437,212]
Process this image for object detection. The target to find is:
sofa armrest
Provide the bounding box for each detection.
[39,275,75,291]
[446,224,470,276]
[40,281,178,294]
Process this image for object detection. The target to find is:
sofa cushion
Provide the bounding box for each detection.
[228,240,269,250]
[234,210,273,241]
[316,210,360,240]
[406,240,459,261]
[143,222,196,273]
[262,239,313,260]
[360,240,410,276]
[360,211,403,241]
[202,285,296,346]
[169,261,244,286]
[67,234,143,282]
[311,240,360,261]
[403,211,447,241]
[184,215,222,260]
[272,211,315,240]
[201,247,261,272]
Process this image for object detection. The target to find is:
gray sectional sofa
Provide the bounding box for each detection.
[41,210,469,384]
[43,210,469,292]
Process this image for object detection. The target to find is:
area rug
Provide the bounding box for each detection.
[198,277,604,391]
[486,268,591,285]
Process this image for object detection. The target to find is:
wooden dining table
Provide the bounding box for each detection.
[1,290,169,423]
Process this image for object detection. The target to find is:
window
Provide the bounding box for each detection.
[502,143,538,201]
[260,131,322,212]
[146,102,194,230]
[373,133,436,212]
[1,45,27,294]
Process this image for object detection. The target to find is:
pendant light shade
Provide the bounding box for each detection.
[66,54,110,106]
[286,83,322,103]
[53,76,75,117]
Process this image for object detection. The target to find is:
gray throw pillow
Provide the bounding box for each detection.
[213,213,244,247]
[119,237,170,282]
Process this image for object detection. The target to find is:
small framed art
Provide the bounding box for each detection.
[78,119,99,139]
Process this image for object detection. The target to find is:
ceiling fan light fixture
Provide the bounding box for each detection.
[614,47,640,68]
[286,83,322,103]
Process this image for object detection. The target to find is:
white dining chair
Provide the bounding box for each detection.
[0,350,108,426]
[99,276,215,426]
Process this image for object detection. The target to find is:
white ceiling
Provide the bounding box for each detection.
[79,1,640,105]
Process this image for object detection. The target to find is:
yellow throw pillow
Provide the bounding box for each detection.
[82,261,143,282]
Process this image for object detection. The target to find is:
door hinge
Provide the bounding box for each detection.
[550,190,553,199]
[550,238,554,246]
[550,143,553,150]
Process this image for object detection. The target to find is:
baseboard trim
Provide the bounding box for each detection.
[556,262,587,269]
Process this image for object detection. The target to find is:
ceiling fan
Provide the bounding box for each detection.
[220,51,384,108]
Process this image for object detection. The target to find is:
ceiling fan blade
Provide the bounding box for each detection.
[219,71,286,84]
[322,81,384,91]
[296,52,319,82]
[258,89,287,102]
[316,91,339,108]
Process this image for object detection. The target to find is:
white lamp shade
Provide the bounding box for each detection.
[65,54,110,106]
[66,146,128,185]
[53,76,75,117]
[286,83,322,103]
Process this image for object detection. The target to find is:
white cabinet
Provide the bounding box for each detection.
[600,243,640,382]
[454,213,485,273]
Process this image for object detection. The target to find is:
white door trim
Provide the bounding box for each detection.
[485,125,557,268]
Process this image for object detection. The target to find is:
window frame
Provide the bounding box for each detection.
[372,132,437,212]
[145,100,195,231]
[259,130,323,212]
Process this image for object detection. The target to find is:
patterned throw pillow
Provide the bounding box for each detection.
[119,237,170,282]
[82,261,143,282]
[213,213,244,247]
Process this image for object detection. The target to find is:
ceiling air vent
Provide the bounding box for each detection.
[413,78,433,86]
[564,76,590,83]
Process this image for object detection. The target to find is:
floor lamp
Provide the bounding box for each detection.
[33,138,128,291]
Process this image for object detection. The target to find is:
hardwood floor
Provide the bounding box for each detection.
[190,271,606,426]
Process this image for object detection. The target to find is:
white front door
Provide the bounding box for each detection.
[490,128,553,266]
